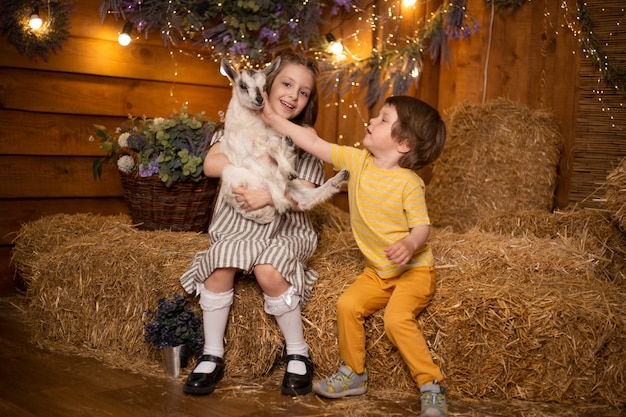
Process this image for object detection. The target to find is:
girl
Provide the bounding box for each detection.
[180,49,322,397]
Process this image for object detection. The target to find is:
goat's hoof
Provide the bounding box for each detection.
[332,170,349,186]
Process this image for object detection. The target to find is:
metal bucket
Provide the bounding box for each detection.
[160,345,189,378]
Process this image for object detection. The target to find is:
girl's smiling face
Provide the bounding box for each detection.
[267,63,315,121]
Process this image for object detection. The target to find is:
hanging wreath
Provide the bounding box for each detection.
[0,0,72,62]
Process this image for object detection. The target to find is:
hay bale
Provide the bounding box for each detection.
[12,204,352,377]
[475,208,626,286]
[20,221,207,372]
[427,229,625,407]
[426,98,562,232]
[11,213,131,280]
[12,204,626,407]
[302,227,626,407]
[606,157,626,232]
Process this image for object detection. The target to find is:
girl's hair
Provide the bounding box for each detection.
[265,49,319,127]
[386,96,447,171]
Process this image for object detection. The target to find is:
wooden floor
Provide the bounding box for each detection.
[0,296,622,417]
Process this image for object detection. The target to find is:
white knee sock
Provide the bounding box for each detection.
[264,287,309,375]
[194,284,233,374]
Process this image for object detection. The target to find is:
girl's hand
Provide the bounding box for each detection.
[233,187,272,211]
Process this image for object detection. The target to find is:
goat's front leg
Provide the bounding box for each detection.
[265,135,298,180]
[288,169,350,211]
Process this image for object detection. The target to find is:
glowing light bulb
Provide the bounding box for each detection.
[29,10,43,30]
[326,33,344,56]
[329,40,344,55]
[403,0,417,7]
[118,22,132,46]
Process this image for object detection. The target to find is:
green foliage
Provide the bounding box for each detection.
[90,107,218,187]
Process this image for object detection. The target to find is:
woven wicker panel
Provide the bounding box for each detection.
[571,1,626,208]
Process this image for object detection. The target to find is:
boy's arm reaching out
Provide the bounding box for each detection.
[261,93,333,164]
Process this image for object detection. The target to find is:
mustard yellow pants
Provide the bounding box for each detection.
[336,266,444,387]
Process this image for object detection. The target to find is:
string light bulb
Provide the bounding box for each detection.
[326,33,344,56]
[402,0,417,7]
[118,21,133,46]
[29,8,43,30]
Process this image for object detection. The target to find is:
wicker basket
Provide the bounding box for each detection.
[119,172,220,232]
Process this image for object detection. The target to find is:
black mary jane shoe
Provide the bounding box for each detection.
[183,354,225,396]
[280,354,315,396]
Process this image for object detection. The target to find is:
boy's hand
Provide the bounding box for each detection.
[260,92,277,125]
[385,225,429,266]
[384,239,415,266]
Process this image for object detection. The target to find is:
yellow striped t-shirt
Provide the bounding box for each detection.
[331,144,433,278]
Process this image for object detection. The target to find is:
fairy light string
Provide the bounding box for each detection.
[97,0,624,129]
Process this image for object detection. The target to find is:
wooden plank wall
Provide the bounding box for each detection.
[1,0,621,292]
[0,0,232,292]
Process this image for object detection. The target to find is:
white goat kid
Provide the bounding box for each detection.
[218,58,349,224]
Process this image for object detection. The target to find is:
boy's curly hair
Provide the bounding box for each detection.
[387,96,447,171]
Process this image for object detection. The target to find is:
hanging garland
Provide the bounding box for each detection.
[0,0,72,62]
[316,0,485,106]
[100,0,359,65]
[98,0,624,105]
[576,0,626,96]
[99,0,499,105]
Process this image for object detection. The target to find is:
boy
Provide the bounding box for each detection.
[262,95,448,416]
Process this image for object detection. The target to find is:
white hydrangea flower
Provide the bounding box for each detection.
[118,132,130,148]
[117,155,135,173]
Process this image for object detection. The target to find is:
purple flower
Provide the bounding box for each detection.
[127,133,147,150]
[144,293,203,354]
[335,0,354,10]
[139,156,159,177]
[259,28,279,45]
[229,42,248,56]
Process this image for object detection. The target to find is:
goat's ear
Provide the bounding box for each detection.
[264,57,281,77]
[220,59,237,82]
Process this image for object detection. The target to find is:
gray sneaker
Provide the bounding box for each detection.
[420,382,448,417]
[312,364,368,398]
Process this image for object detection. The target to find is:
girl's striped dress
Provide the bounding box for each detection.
[180,138,325,304]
